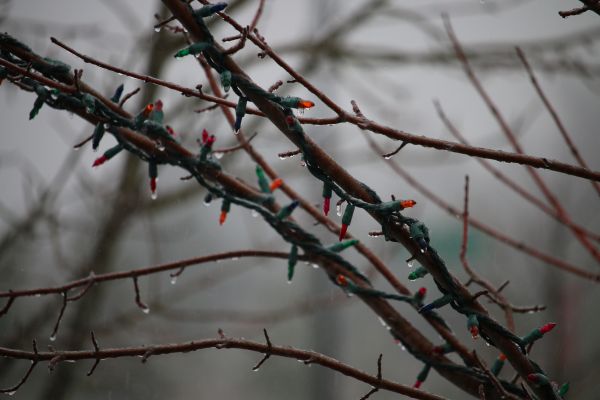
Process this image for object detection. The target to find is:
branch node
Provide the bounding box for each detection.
[48,355,64,372]
[360,356,383,400]
[132,277,149,313]
[50,292,68,341]
[252,328,272,371]
[0,292,15,318]
[141,348,155,363]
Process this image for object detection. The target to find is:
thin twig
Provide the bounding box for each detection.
[195,102,221,114]
[252,329,272,371]
[72,134,94,149]
[49,292,68,340]
[206,5,600,182]
[359,353,383,400]
[277,149,301,159]
[46,37,600,182]
[87,331,101,376]
[249,0,266,32]
[0,336,447,400]
[132,277,148,312]
[364,133,600,282]
[0,294,15,318]
[444,15,600,264]
[558,5,589,17]
[118,87,141,108]
[461,176,515,331]
[382,142,409,159]
[515,46,600,197]
[268,80,283,93]
[213,132,259,155]
[434,99,600,243]
[0,250,308,300]
[0,359,37,394]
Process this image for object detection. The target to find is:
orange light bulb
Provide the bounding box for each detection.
[219,211,228,225]
[401,200,417,209]
[269,178,283,192]
[336,274,347,287]
[143,103,154,117]
[297,100,314,109]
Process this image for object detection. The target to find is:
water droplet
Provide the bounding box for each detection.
[253,367,260,372]
[170,276,177,285]
[336,204,343,217]
[251,210,259,218]
[231,257,239,261]
[401,345,406,351]
[311,263,319,269]
[154,26,162,33]
[142,307,150,314]
[420,249,425,253]
[49,334,56,342]
[103,123,110,129]
[214,152,224,159]
[151,192,158,200]
[300,160,306,167]
[378,317,388,328]
[156,141,165,152]
[86,107,93,114]
[287,280,292,284]
[407,260,414,268]
[7,391,16,396]
[384,155,392,160]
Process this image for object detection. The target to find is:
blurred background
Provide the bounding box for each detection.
[1,0,599,398]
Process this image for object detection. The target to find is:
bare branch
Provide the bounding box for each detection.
[444,15,600,264]
[515,46,600,197]
[0,335,448,400]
